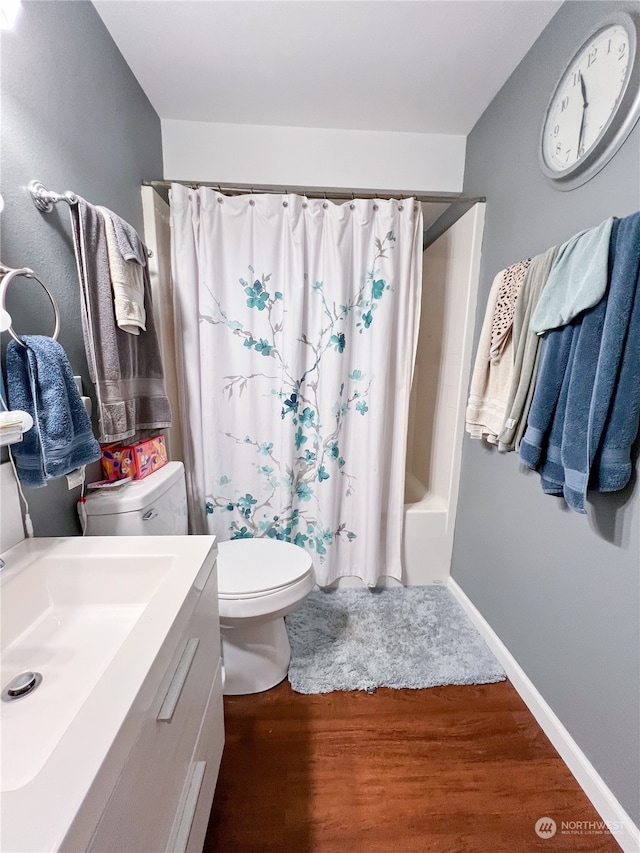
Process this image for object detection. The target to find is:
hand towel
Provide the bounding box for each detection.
[6,335,101,488]
[69,198,171,444]
[465,269,514,443]
[97,206,146,335]
[529,218,613,334]
[497,246,558,452]
[109,211,148,266]
[563,213,640,509]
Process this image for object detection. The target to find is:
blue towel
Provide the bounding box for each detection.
[537,323,581,496]
[566,212,640,506]
[521,214,640,512]
[6,335,101,488]
[554,286,610,511]
[591,267,640,492]
[519,320,576,471]
[530,218,613,334]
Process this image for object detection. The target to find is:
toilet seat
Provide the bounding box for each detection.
[216,538,313,598]
[219,585,300,601]
[218,573,315,622]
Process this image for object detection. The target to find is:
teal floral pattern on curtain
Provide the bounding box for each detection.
[203,233,395,560]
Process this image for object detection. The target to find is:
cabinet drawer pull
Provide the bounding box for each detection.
[167,760,207,853]
[157,638,199,722]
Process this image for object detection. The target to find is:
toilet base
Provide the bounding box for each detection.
[220,616,291,695]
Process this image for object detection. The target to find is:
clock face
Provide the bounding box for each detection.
[541,23,632,175]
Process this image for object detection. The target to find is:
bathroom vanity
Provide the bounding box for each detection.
[0,534,224,853]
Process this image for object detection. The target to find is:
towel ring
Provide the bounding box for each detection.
[0,267,61,348]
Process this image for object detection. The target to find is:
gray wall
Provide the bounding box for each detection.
[0,1,163,535]
[454,0,640,826]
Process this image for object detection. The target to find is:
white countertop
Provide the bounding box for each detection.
[0,534,217,853]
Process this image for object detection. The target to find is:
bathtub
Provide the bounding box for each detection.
[401,203,485,586]
[402,472,449,585]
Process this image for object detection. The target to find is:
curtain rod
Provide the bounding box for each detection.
[143,179,485,206]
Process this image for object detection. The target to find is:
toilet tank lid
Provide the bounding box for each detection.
[83,461,185,516]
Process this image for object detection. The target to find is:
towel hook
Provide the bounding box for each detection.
[0,267,61,348]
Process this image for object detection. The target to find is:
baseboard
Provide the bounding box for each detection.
[448,577,640,853]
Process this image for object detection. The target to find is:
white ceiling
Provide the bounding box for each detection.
[93,0,562,135]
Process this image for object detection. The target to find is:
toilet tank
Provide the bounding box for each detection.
[84,461,188,536]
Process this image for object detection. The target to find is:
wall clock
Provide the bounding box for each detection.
[540,11,640,190]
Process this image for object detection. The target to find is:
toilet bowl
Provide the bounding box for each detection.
[82,462,315,696]
[217,539,315,695]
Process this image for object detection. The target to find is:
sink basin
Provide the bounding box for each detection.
[0,534,217,853]
[1,551,173,791]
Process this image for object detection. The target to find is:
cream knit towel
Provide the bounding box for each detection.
[97,207,146,335]
[490,258,531,359]
[497,246,559,452]
[465,269,514,443]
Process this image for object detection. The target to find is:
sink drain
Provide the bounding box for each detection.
[1,671,43,702]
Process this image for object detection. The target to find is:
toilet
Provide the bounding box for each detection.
[83,461,315,695]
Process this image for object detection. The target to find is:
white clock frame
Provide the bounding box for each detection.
[540,11,640,191]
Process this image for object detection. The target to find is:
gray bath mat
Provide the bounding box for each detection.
[285,586,506,694]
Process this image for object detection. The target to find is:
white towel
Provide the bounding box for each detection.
[97,206,146,335]
[465,269,514,443]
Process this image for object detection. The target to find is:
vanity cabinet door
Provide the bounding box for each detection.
[166,667,225,853]
[87,561,222,853]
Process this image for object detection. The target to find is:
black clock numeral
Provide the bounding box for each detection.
[619,42,627,59]
[561,96,569,112]
[565,149,572,162]
[607,38,612,54]
[588,47,598,66]
[621,65,628,83]
[555,142,562,155]
[552,124,560,137]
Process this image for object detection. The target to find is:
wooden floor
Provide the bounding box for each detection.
[204,680,620,853]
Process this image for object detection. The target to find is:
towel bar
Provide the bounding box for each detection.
[0,267,61,347]
[28,180,78,213]
[27,181,153,258]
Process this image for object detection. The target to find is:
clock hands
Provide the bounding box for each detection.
[577,71,589,156]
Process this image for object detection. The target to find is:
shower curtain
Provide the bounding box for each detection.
[170,185,422,586]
